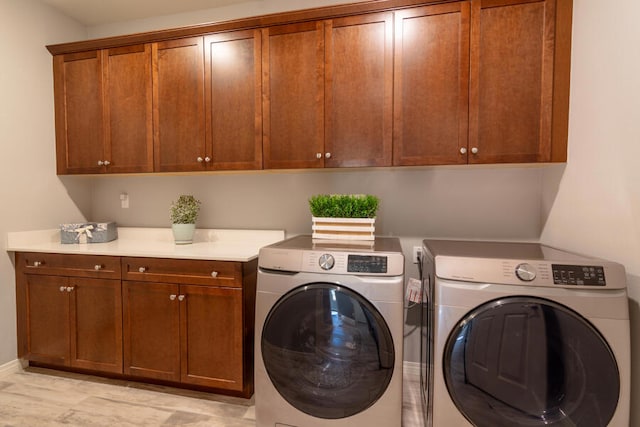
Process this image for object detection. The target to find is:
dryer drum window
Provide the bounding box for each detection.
[444,296,620,427]
[261,283,395,419]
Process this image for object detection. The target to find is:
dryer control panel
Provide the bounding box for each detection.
[552,264,606,286]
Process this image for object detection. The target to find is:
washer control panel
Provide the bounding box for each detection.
[347,255,388,274]
[552,264,606,286]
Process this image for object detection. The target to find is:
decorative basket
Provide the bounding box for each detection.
[311,217,376,241]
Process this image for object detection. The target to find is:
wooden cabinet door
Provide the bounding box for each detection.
[23,275,70,366]
[180,285,244,390]
[262,22,325,169]
[469,0,555,163]
[104,44,153,173]
[325,13,393,167]
[123,281,181,382]
[393,3,470,166]
[69,277,123,373]
[205,30,262,170]
[53,50,104,174]
[153,37,206,172]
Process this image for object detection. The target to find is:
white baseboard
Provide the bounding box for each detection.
[0,359,25,378]
[403,361,421,378]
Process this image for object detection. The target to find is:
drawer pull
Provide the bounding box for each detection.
[59,286,66,292]
[94,264,102,271]
[66,287,74,292]
[211,271,218,278]
[33,261,43,267]
[178,295,185,302]
[138,267,147,273]
[169,294,177,301]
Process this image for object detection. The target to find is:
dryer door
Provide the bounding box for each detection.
[444,296,620,427]
[261,283,394,419]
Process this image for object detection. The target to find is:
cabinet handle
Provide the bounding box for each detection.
[103,160,110,166]
[66,287,74,292]
[138,267,147,273]
[33,261,43,267]
[98,160,104,166]
[204,156,211,163]
[211,271,218,278]
[59,286,66,292]
[94,264,102,271]
[178,295,185,302]
[197,157,204,162]
[459,147,467,154]
[471,147,479,154]
[169,294,177,301]
[325,152,331,159]
[316,153,322,159]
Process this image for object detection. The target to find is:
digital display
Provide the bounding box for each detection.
[347,255,388,273]
[552,264,606,286]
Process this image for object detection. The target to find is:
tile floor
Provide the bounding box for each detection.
[0,366,424,426]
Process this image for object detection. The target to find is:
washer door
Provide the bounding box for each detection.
[444,296,620,427]
[261,283,394,419]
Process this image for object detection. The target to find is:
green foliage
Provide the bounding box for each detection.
[170,195,201,224]
[309,194,379,218]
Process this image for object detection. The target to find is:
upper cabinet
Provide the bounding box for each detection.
[393,3,470,166]
[53,45,153,174]
[48,0,572,174]
[468,0,563,163]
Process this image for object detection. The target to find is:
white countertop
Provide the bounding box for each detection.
[6,227,285,262]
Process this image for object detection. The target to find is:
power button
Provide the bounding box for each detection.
[319,254,335,271]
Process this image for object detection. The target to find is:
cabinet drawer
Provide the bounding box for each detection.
[122,257,242,287]
[17,252,121,279]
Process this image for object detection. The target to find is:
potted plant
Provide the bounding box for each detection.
[309,194,379,240]
[170,195,201,244]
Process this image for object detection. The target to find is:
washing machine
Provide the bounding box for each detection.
[420,239,630,427]
[255,235,405,427]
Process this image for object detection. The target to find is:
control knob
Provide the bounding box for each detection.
[515,263,536,282]
[319,253,335,271]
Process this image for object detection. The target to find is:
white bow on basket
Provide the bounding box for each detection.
[74,224,94,241]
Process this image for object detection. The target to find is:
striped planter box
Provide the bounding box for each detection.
[311,217,376,241]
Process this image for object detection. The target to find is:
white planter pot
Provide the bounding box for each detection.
[172,223,196,244]
[311,217,376,240]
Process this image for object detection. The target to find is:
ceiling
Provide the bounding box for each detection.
[39,0,253,26]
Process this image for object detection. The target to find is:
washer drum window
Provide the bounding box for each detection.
[261,283,395,420]
[444,296,619,427]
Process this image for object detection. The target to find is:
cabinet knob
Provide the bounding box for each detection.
[459,147,467,154]
[471,147,479,154]
[103,160,110,166]
[204,157,211,163]
[66,287,74,292]
[33,261,42,267]
[138,267,147,273]
[325,152,331,159]
[197,157,204,162]
[178,295,185,302]
[59,286,66,292]
[97,160,104,166]
[169,294,177,301]
[94,264,102,271]
[211,271,218,278]
[316,153,322,159]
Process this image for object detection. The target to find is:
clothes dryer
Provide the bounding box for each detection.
[421,239,630,427]
[255,235,404,427]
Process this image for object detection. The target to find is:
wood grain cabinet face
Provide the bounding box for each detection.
[19,268,123,374]
[205,30,263,170]
[325,13,393,168]
[153,37,206,172]
[469,0,557,163]
[393,3,470,166]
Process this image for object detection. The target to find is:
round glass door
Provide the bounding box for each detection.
[261,283,395,419]
[444,296,620,427]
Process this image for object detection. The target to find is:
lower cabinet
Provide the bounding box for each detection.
[123,281,244,391]
[15,252,256,398]
[18,271,123,374]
